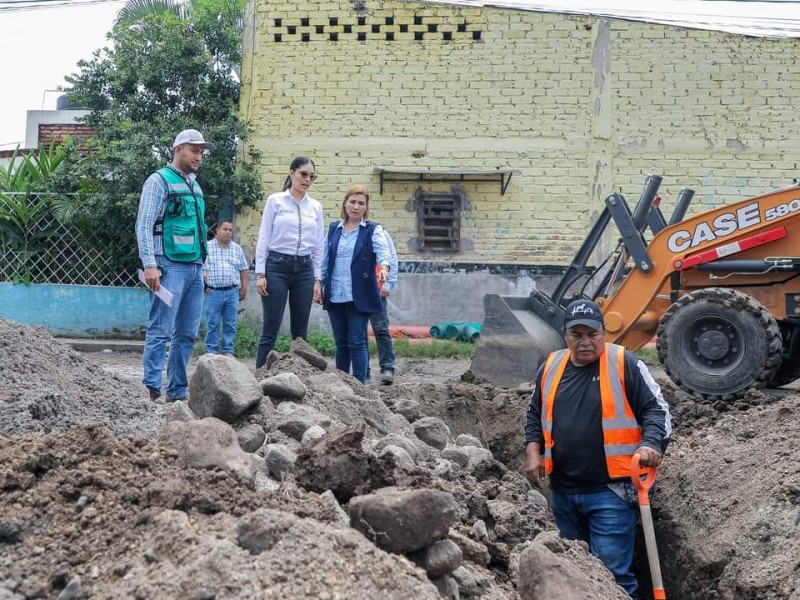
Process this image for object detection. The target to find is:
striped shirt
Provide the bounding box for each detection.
[203,239,249,287]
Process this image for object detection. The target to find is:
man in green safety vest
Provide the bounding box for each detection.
[135,129,213,402]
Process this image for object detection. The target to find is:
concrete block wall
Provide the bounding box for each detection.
[238,0,800,269]
[238,0,605,266]
[232,0,800,330]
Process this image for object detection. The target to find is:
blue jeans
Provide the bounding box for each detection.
[256,252,314,368]
[204,287,239,354]
[551,488,639,599]
[367,296,396,379]
[327,301,370,383]
[142,256,204,399]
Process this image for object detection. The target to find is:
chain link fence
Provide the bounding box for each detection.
[0,192,140,287]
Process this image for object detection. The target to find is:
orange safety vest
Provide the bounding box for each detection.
[540,343,642,479]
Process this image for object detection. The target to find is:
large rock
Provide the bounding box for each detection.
[393,398,423,422]
[379,445,414,466]
[294,423,370,502]
[517,533,630,600]
[349,487,458,553]
[306,373,357,400]
[410,539,463,578]
[263,444,296,479]
[260,372,307,400]
[237,423,266,453]
[432,575,459,599]
[164,400,196,423]
[274,402,332,441]
[301,425,326,446]
[291,337,328,370]
[158,418,256,485]
[448,530,491,566]
[412,417,451,450]
[455,434,483,448]
[372,433,420,462]
[441,445,470,468]
[462,446,504,479]
[188,355,262,422]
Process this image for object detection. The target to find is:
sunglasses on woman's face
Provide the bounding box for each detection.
[295,170,317,181]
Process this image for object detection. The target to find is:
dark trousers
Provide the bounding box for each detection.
[256,251,313,368]
[367,296,396,379]
[327,301,370,383]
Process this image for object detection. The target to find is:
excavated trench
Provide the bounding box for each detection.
[392,372,800,600]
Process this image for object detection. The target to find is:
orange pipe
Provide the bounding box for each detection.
[367,325,432,339]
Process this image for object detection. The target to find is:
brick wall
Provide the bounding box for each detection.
[38,124,94,147]
[238,0,800,267]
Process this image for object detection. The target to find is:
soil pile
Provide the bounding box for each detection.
[654,384,800,600]
[0,318,162,438]
[0,320,628,599]
[4,317,797,599]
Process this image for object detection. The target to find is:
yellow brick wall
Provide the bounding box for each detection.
[238,0,800,266]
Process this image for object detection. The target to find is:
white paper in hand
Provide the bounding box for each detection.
[138,269,174,307]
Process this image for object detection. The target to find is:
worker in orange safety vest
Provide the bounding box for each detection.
[524,298,672,600]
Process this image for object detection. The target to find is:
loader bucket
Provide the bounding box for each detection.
[470,293,565,388]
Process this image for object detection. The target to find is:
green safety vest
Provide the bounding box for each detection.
[153,166,208,263]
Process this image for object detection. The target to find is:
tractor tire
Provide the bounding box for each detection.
[656,288,781,401]
[769,321,800,387]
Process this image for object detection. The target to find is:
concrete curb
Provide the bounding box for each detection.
[57,338,145,353]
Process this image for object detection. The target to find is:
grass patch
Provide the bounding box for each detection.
[234,314,260,358]
[196,322,477,361]
[383,337,475,359]
[635,346,659,366]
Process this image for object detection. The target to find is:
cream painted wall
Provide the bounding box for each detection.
[238,0,800,270]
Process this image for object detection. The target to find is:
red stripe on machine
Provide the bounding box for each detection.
[675,227,787,270]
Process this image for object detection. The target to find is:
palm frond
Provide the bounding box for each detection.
[114,0,188,27]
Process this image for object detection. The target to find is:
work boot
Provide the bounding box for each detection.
[147,387,161,402]
[380,370,394,385]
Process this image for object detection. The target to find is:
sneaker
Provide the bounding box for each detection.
[380,370,394,385]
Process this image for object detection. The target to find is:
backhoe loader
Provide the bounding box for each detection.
[471,175,800,400]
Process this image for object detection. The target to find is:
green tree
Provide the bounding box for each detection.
[0,144,72,282]
[61,0,260,276]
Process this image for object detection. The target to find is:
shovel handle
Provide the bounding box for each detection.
[631,453,657,506]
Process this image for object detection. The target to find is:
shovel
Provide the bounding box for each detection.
[631,453,666,600]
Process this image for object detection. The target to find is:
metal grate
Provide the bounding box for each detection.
[417,191,461,251]
[0,192,139,287]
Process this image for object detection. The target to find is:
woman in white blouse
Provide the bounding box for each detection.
[254,157,324,368]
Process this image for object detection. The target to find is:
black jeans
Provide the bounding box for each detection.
[256,251,314,368]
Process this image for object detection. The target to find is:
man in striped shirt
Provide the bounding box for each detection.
[202,220,249,356]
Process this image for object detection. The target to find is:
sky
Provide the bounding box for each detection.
[0,0,126,149]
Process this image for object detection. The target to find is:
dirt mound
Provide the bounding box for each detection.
[0,318,162,438]
[0,425,434,599]
[1,321,634,599]
[654,392,800,600]
[11,319,799,599]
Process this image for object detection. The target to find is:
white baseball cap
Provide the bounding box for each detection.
[172,129,215,150]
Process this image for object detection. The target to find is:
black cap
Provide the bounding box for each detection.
[564,299,604,331]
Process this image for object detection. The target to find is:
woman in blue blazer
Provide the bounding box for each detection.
[320,185,391,382]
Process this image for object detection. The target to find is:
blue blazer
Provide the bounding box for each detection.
[323,221,383,314]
